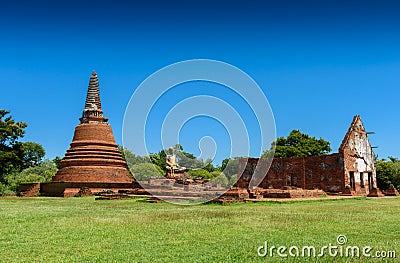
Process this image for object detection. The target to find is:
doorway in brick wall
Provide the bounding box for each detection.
[368,172,373,190]
[350,171,355,190]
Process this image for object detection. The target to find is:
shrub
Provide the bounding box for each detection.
[188,169,211,179]
[228,174,238,186]
[213,173,229,186]
[129,163,164,181]
[4,159,57,192]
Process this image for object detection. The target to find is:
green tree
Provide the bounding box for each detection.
[263,130,331,158]
[0,110,27,181]
[228,174,238,186]
[119,146,151,166]
[129,163,164,181]
[149,150,167,172]
[0,109,27,146]
[376,157,400,190]
[148,145,205,172]
[121,145,217,176]
[0,110,45,182]
[21,142,45,167]
[220,158,230,171]
[53,156,62,169]
[208,170,230,186]
[203,158,216,172]
[209,171,223,180]
[188,169,211,179]
[0,182,11,195]
[213,173,229,186]
[5,159,57,192]
[175,147,204,170]
[220,158,240,177]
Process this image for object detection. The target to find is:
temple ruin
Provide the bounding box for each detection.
[234,115,383,199]
[18,73,388,200]
[20,71,135,197]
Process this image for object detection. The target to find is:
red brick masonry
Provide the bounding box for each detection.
[35,72,134,197]
[236,116,381,196]
[52,123,133,183]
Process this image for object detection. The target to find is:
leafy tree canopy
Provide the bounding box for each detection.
[0,109,27,146]
[130,163,164,181]
[146,144,209,172]
[119,146,151,166]
[213,173,229,186]
[120,145,238,180]
[376,157,400,190]
[188,168,211,179]
[263,130,331,158]
[52,156,62,169]
[21,142,45,167]
[228,174,238,186]
[219,158,240,177]
[0,110,45,182]
[4,159,57,192]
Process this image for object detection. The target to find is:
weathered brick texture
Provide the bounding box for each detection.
[52,123,133,183]
[237,116,379,196]
[49,71,133,188]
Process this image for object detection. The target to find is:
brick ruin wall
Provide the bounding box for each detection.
[340,120,377,195]
[236,117,378,195]
[237,154,345,193]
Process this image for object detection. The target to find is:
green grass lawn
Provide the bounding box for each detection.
[0,196,399,262]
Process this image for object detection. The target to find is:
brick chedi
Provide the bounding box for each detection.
[52,71,133,183]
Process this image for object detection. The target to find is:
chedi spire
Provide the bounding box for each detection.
[80,71,108,123]
[51,71,133,186]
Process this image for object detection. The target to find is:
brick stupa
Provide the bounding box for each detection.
[52,71,133,184]
[35,72,134,197]
[53,71,133,183]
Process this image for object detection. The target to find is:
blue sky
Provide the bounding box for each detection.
[0,0,399,164]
